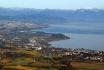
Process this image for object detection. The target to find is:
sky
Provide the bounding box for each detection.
[0,0,104,9]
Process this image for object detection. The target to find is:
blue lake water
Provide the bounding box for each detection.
[33,22,104,50]
[50,33,104,50]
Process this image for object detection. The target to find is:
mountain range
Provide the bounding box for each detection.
[0,8,104,23]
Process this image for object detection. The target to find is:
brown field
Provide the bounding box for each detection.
[71,62,104,70]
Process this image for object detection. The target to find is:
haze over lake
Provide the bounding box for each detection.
[35,22,104,50]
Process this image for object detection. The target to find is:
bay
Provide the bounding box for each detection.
[50,33,104,50]
[33,22,104,50]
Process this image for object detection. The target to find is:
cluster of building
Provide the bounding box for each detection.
[40,47,104,62]
[0,36,48,51]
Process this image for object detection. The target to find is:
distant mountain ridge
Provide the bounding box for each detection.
[0,8,104,23]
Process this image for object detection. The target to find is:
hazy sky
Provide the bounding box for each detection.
[0,0,104,9]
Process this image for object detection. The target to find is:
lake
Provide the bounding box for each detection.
[50,33,104,50]
[33,22,104,50]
